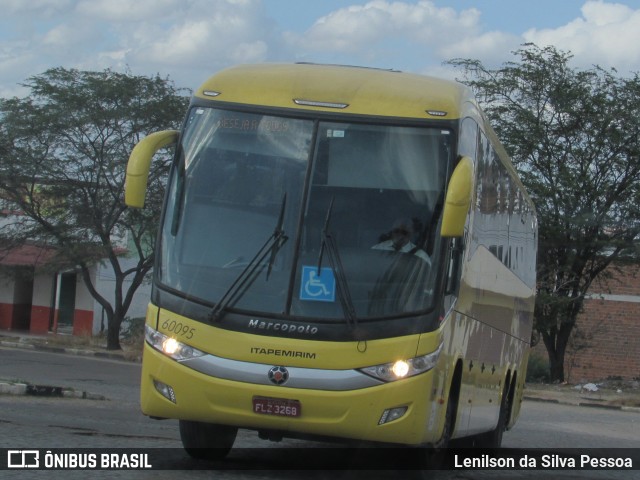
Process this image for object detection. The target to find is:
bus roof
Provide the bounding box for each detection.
[195,63,475,120]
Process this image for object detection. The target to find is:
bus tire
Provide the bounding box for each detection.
[421,393,456,469]
[434,393,455,449]
[179,420,238,460]
[431,361,461,452]
[476,382,511,448]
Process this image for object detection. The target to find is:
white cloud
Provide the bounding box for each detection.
[42,22,99,48]
[524,1,640,72]
[0,41,38,97]
[0,0,74,16]
[124,0,273,70]
[75,0,179,22]
[0,0,275,92]
[2,0,640,99]
[230,41,269,64]
[288,0,640,75]
[146,20,213,63]
[440,30,521,63]
[291,1,483,55]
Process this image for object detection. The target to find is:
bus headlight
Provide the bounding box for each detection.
[145,325,206,361]
[359,343,443,382]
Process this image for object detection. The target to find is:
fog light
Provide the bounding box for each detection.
[378,406,408,425]
[153,379,176,403]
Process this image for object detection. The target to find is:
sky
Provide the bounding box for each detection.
[1,0,640,98]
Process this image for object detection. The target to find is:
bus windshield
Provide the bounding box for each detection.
[159,107,451,321]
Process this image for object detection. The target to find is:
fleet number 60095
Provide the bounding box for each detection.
[161,320,196,339]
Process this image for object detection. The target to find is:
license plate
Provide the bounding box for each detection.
[252,396,301,417]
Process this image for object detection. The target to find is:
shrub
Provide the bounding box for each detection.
[120,317,145,346]
[526,353,550,383]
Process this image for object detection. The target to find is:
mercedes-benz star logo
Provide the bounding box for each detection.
[268,366,289,385]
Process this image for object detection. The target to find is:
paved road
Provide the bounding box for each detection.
[0,345,140,404]
[1,346,638,479]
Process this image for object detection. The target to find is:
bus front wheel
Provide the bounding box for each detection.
[420,393,456,469]
[179,420,238,460]
[434,393,455,449]
[475,383,511,448]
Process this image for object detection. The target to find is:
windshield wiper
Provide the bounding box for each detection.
[316,198,359,333]
[209,193,288,323]
[266,193,288,280]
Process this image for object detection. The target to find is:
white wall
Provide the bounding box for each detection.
[32,273,54,307]
[0,272,15,304]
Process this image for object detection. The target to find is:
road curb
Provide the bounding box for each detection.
[0,381,106,400]
[0,339,141,363]
[523,395,559,404]
[621,406,640,413]
[0,340,35,350]
[524,394,639,413]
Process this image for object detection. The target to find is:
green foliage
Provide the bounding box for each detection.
[526,353,550,384]
[449,44,640,382]
[0,68,189,349]
[120,317,146,346]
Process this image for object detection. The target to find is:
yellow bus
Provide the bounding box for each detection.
[125,63,537,459]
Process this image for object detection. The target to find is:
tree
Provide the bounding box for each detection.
[448,44,640,382]
[0,68,188,350]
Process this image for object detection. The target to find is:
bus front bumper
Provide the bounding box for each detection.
[140,343,447,445]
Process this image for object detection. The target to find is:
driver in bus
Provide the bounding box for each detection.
[372,218,431,264]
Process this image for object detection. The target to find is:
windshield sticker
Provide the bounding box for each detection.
[300,266,336,302]
[326,129,345,138]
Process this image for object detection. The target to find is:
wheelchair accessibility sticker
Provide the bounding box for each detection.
[300,266,336,302]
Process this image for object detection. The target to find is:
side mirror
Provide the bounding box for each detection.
[440,156,473,237]
[125,130,179,208]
